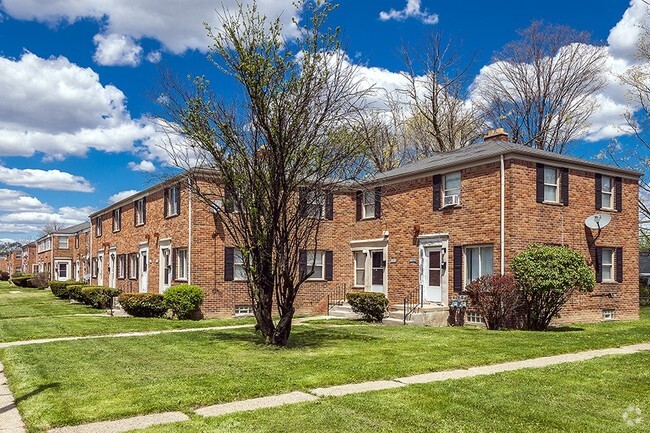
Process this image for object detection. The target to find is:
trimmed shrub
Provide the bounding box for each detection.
[30,273,50,289]
[163,285,204,320]
[11,274,34,287]
[50,280,78,298]
[641,285,650,306]
[346,292,388,322]
[118,293,167,318]
[67,285,86,302]
[81,286,122,309]
[465,274,523,330]
[0,271,10,281]
[512,244,595,331]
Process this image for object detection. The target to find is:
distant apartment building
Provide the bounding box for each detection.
[21,242,37,274]
[36,222,91,282]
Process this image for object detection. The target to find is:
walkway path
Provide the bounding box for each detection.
[30,341,648,433]
[0,361,26,433]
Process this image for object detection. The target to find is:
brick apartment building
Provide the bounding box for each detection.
[4,249,22,275]
[36,222,91,282]
[21,242,37,274]
[89,132,641,324]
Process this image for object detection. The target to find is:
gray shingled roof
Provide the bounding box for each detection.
[56,221,91,234]
[367,140,643,184]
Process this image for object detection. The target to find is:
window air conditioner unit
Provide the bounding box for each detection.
[443,194,459,207]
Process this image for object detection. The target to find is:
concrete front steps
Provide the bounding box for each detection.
[329,302,449,327]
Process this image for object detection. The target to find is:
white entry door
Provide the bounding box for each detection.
[423,248,442,302]
[97,252,104,286]
[369,250,386,293]
[159,241,172,293]
[108,250,117,288]
[55,260,71,281]
[139,246,149,293]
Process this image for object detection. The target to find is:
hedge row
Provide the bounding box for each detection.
[50,279,120,309]
[117,285,204,319]
[10,273,49,289]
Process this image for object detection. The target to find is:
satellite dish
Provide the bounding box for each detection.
[585,214,611,230]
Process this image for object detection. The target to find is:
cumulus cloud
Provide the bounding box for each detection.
[108,190,139,203]
[0,0,300,59]
[0,52,155,159]
[379,0,438,25]
[128,160,156,172]
[146,51,162,64]
[0,205,94,237]
[0,189,50,212]
[0,166,94,192]
[608,0,650,62]
[93,33,143,66]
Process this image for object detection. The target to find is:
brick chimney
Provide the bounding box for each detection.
[484,128,509,142]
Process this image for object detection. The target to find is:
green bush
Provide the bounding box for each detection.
[0,271,10,281]
[512,244,595,331]
[50,280,78,298]
[67,285,86,302]
[641,285,650,306]
[118,293,168,318]
[346,292,388,322]
[11,274,34,287]
[81,286,122,309]
[163,285,204,320]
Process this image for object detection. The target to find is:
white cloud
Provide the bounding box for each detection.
[379,0,438,25]
[108,190,139,203]
[93,33,143,66]
[0,166,94,192]
[0,52,156,159]
[608,0,649,62]
[128,160,156,172]
[0,205,94,236]
[0,1,300,57]
[146,51,162,64]
[0,189,50,212]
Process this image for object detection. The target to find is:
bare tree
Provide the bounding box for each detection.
[473,21,607,153]
[40,222,64,237]
[157,0,369,346]
[401,32,484,155]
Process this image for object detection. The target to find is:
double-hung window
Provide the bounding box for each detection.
[175,248,188,281]
[135,199,146,226]
[601,176,614,209]
[600,248,614,282]
[306,191,325,219]
[95,216,102,237]
[306,251,324,280]
[113,208,122,232]
[465,246,494,286]
[443,172,461,206]
[117,255,126,279]
[233,249,247,281]
[362,191,375,219]
[128,254,138,279]
[165,185,180,217]
[59,236,68,249]
[354,251,366,287]
[544,167,559,202]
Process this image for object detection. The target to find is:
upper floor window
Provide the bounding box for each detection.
[306,191,326,219]
[75,235,79,249]
[113,208,122,232]
[95,216,102,237]
[465,245,493,286]
[37,238,51,253]
[443,172,461,207]
[601,176,614,210]
[58,236,68,249]
[134,198,146,226]
[362,191,375,219]
[543,166,559,203]
[164,185,180,218]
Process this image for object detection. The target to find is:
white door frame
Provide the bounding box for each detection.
[418,233,449,306]
[350,238,388,296]
[159,239,172,293]
[97,251,104,286]
[75,260,80,282]
[54,259,72,282]
[108,248,117,288]
[139,244,149,293]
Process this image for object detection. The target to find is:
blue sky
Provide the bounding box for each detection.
[0,0,645,242]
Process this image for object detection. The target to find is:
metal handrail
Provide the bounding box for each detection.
[326,283,347,314]
[403,287,422,325]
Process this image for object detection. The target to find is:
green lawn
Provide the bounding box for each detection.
[2,307,649,432]
[0,283,97,318]
[133,352,650,433]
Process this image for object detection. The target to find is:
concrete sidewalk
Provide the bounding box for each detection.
[0,361,26,433]
[34,341,650,433]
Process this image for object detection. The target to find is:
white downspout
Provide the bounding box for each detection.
[187,179,192,285]
[500,155,505,275]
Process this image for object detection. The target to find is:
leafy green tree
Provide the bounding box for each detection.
[158,1,369,345]
[511,244,595,330]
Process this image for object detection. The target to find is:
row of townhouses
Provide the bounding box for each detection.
[2,131,642,324]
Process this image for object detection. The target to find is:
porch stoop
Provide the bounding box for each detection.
[329,302,450,327]
[328,302,361,320]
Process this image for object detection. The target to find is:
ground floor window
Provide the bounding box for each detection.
[602,309,615,321]
[235,305,254,316]
[465,311,483,324]
[174,248,188,281]
[306,251,324,280]
[353,251,366,287]
[465,245,493,286]
[117,255,126,279]
[128,254,138,279]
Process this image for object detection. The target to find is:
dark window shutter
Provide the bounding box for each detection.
[135,254,139,279]
[176,186,181,215]
[126,254,131,278]
[224,247,234,281]
[325,250,333,281]
[325,192,333,220]
[133,202,138,226]
[561,168,569,206]
[595,247,603,283]
[616,247,623,283]
[374,187,381,219]
[432,175,441,211]
[299,250,307,278]
[615,177,622,212]
[142,197,147,224]
[171,248,177,281]
[299,188,307,218]
[453,245,463,292]
[163,188,169,217]
[355,191,362,221]
[595,174,602,210]
[536,164,545,203]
